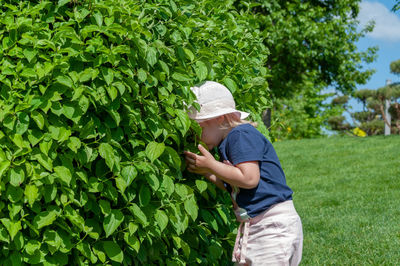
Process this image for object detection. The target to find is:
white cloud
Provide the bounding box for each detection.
[358,1,400,42]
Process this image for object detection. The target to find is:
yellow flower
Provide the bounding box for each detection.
[353,127,367,137]
[287,127,292,133]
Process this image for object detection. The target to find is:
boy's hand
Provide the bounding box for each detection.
[184,144,216,175]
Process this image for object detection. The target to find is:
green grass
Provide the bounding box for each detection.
[274,135,400,265]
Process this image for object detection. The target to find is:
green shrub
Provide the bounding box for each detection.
[0,0,269,264]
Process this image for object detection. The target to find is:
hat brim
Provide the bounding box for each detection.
[193,110,250,122]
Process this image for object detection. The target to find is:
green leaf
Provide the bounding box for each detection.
[76,241,97,263]
[130,203,148,226]
[137,68,147,83]
[10,134,28,149]
[103,209,124,237]
[0,224,9,243]
[124,233,140,253]
[7,186,24,203]
[43,229,62,253]
[20,68,37,78]
[58,0,70,7]
[85,218,101,240]
[8,253,21,266]
[175,109,190,136]
[64,205,85,230]
[195,179,208,193]
[147,173,160,191]
[159,61,169,76]
[216,206,228,224]
[93,11,103,27]
[146,47,157,67]
[101,67,114,86]
[184,195,198,221]
[145,141,165,163]
[121,165,137,187]
[99,200,111,216]
[115,176,127,194]
[27,128,43,147]
[0,218,21,240]
[54,166,72,186]
[23,48,38,63]
[99,143,116,172]
[48,125,71,142]
[139,185,151,207]
[102,241,124,263]
[0,160,11,179]
[67,136,81,153]
[33,152,53,171]
[223,77,238,93]
[56,75,73,88]
[79,70,92,83]
[33,210,58,230]
[25,240,41,255]
[184,48,194,61]
[15,112,29,135]
[160,175,174,196]
[9,166,25,187]
[154,209,168,232]
[24,185,39,206]
[14,231,24,250]
[3,114,16,131]
[62,102,78,120]
[106,86,118,101]
[9,204,22,220]
[30,111,45,130]
[172,72,191,82]
[93,244,106,263]
[164,146,181,170]
[201,209,218,231]
[194,61,208,81]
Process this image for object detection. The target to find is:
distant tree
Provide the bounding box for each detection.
[326,95,354,135]
[376,83,400,133]
[393,0,400,12]
[352,89,385,135]
[237,0,377,139]
[328,59,400,136]
[349,85,400,135]
[390,59,400,75]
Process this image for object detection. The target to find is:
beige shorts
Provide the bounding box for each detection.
[233,200,303,266]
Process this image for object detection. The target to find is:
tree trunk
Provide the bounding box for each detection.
[262,108,271,129]
[378,97,391,128]
[394,102,400,134]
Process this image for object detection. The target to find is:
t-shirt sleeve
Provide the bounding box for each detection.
[226,129,265,166]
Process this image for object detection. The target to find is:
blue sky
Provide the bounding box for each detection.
[327,0,400,127]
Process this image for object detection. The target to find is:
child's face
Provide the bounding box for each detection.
[198,117,225,150]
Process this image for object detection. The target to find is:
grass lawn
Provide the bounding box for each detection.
[274,135,400,265]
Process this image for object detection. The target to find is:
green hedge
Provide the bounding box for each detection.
[0,0,269,264]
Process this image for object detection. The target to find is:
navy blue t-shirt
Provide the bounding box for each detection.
[218,124,293,218]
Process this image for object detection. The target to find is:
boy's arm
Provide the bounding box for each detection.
[203,173,226,191]
[184,145,260,189]
[208,160,260,189]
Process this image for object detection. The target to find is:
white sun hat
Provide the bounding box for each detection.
[187,81,250,122]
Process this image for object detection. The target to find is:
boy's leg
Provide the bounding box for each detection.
[243,201,303,265]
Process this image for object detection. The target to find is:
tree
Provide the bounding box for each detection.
[329,83,400,136]
[390,59,400,75]
[393,0,400,12]
[0,0,270,264]
[239,0,376,138]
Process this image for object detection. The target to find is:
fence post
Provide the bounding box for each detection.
[384,79,391,136]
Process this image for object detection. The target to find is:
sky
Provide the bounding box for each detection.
[326,0,400,128]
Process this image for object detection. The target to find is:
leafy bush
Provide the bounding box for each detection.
[0,0,269,264]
